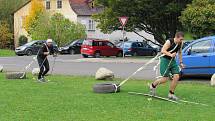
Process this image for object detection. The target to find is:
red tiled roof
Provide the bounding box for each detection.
[69,0,103,16]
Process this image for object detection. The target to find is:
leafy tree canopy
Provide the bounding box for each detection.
[30,13,87,47]
[180,0,215,38]
[94,0,192,44]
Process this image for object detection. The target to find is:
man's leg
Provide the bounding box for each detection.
[169,74,179,94]
[168,60,180,100]
[41,59,50,77]
[37,58,45,80]
[152,77,169,87]
[150,57,170,95]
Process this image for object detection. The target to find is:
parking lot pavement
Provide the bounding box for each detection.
[0,55,210,81]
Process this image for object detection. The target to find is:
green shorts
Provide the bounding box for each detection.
[160,57,180,77]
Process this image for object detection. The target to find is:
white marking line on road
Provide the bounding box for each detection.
[1,64,17,66]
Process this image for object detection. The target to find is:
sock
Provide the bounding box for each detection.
[169,90,174,94]
[151,83,156,88]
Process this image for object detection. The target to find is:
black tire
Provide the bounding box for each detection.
[69,49,75,55]
[17,54,24,56]
[26,50,33,56]
[82,54,88,58]
[6,72,26,79]
[151,51,157,56]
[116,51,123,57]
[93,83,120,93]
[94,51,101,58]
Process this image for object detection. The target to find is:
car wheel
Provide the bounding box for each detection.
[116,51,123,57]
[82,54,88,58]
[151,51,157,56]
[133,52,138,56]
[26,50,33,56]
[94,51,101,58]
[69,49,75,55]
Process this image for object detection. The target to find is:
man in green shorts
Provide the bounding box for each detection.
[150,32,185,100]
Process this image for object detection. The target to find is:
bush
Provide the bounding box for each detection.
[19,35,28,46]
[0,21,13,49]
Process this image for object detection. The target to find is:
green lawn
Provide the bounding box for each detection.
[0,73,214,121]
[0,49,15,57]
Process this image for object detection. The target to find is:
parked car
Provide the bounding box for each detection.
[59,39,84,55]
[81,39,123,58]
[15,40,58,56]
[120,41,158,56]
[177,36,215,77]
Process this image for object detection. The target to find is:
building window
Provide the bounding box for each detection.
[57,0,62,9]
[88,20,95,31]
[46,0,51,10]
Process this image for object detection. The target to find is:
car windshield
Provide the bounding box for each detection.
[121,43,132,48]
[24,41,36,46]
[70,40,78,45]
[83,40,92,46]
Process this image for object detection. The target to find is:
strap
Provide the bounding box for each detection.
[44,43,50,53]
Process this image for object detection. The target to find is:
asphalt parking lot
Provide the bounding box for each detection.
[0,54,210,81]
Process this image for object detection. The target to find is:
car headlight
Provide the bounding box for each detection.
[16,47,26,51]
[63,47,69,50]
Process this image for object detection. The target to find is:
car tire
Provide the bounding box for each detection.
[151,51,157,56]
[69,49,75,55]
[94,51,101,58]
[6,72,26,79]
[26,50,33,56]
[17,54,23,56]
[116,51,123,57]
[82,54,88,58]
[93,83,120,93]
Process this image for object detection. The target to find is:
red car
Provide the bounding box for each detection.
[81,39,123,58]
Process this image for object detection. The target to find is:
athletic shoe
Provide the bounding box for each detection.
[149,84,156,96]
[37,78,47,83]
[168,93,179,101]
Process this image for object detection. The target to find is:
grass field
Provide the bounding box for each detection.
[0,73,214,121]
[0,49,15,57]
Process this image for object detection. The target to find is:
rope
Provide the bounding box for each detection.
[50,56,57,75]
[116,43,180,89]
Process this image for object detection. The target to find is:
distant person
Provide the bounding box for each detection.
[149,32,185,100]
[37,39,56,82]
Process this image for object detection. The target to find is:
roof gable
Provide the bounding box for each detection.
[69,0,103,16]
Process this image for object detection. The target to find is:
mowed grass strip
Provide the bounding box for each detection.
[0,73,214,121]
[0,49,15,57]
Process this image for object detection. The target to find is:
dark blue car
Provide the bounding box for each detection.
[178,36,215,77]
[120,41,157,56]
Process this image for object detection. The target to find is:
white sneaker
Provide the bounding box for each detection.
[168,93,179,101]
[38,78,47,83]
[149,84,156,96]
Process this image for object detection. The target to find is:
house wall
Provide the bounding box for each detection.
[77,16,110,40]
[14,2,31,48]
[45,0,77,21]
[77,16,155,43]
[14,0,78,48]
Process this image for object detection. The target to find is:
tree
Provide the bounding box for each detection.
[180,0,215,38]
[30,13,87,47]
[0,21,13,49]
[93,0,192,45]
[24,0,45,35]
[0,0,28,31]
[18,35,28,46]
